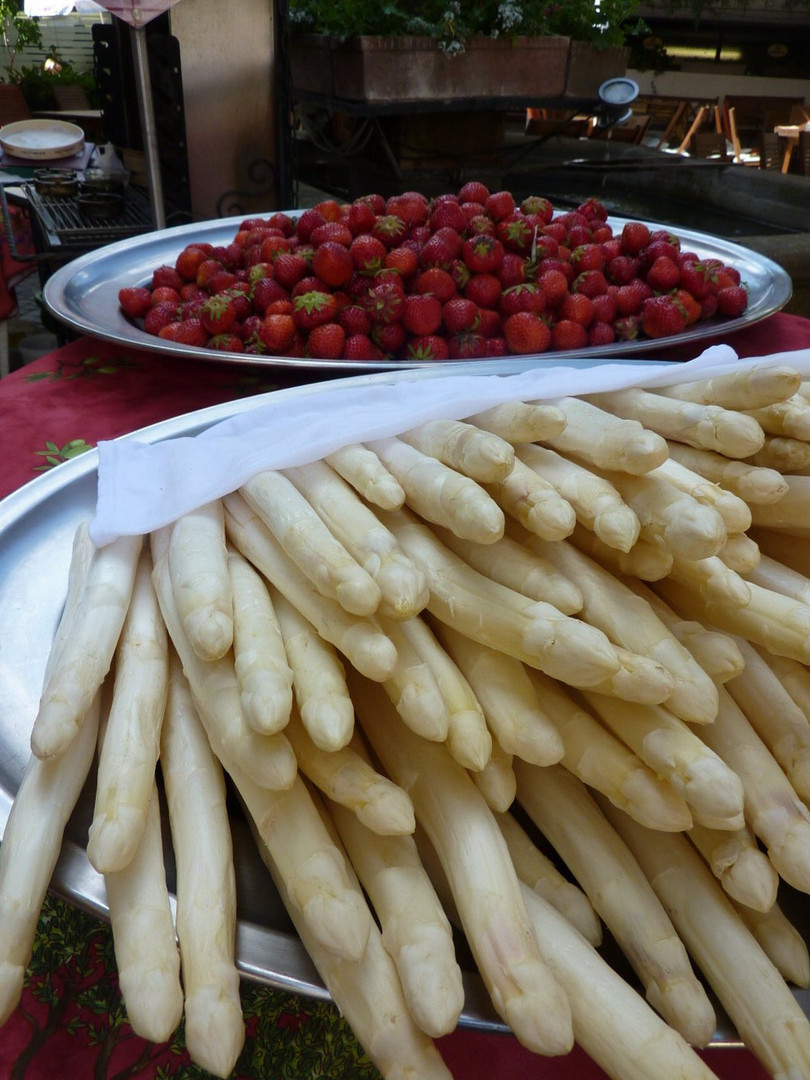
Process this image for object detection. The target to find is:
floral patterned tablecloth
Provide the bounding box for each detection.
[5,319,810,1080]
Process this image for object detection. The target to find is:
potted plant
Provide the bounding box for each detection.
[0,1,42,79]
[288,0,644,103]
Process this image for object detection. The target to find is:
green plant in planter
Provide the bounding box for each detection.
[289,0,646,52]
[11,51,100,111]
[0,0,42,77]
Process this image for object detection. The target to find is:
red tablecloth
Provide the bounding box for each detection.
[3,315,810,1080]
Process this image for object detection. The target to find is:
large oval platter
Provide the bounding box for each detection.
[2,364,808,1045]
[42,209,792,372]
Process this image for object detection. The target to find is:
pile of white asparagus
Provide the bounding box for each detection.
[8,360,810,1080]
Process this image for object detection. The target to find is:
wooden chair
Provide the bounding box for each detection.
[691,131,729,160]
[756,131,783,170]
[0,84,32,128]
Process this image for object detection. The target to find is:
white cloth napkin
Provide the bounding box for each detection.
[89,344,810,546]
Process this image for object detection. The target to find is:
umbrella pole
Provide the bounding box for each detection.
[129,22,166,230]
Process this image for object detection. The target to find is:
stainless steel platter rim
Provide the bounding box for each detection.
[41,208,793,373]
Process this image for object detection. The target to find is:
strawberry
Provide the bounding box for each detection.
[640,294,688,338]
[292,289,339,331]
[118,286,153,318]
[572,269,608,298]
[477,307,502,339]
[295,208,327,242]
[499,283,546,317]
[587,320,616,347]
[175,245,209,281]
[569,243,605,273]
[442,297,481,333]
[179,283,208,303]
[152,264,184,291]
[497,252,527,289]
[200,293,237,335]
[371,320,407,355]
[158,317,209,347]
[401,293,443,336]
[430,199,467,233]
[252,276,290,314]
[310,221,353,248]
[342,333,379,361]
[312,241,354,287]
[521,195,554,224]
[700,293,719,320]
[449,258,471,293]
[462,234,504,274]
[531,233,559,262]
[338,304,372,336]
[313,198,343,222]
[385,246,419,279]
[559,292,595,327]
[406,334,450,361]
[308,322,346,360]
[503,311,551,355]
[206,269,239,295]
[466,213,496,236]
[606,254,640,286]
[485,190,516,221]
[419,231,457,270]
[673,289,702,325]
[258,312,297,352]
[144,301,179,336]
[614,314,642,340]
[614,278,653,316]
[362,280,404,325]
[458,180,491,204]
[716,284,748,317]
[590,292,618,324]
[386,191,430,227]
[209,332,245,352]
[495,213,534,255]
[464,273,502,310]
[259,234,292,262]
[678,260,712,300]
[448,331,490,360]
[577,197,609,223]
[537,268,569,308]
[645,255,681,293]
[272,252,308,290]
[552,319,588,351]
[620,220,651,256]
[346,199,377,235]
[415,267,457,303]
[267,211,295,235]
[372,214,408,248]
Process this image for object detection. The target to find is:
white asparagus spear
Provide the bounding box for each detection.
[152,529,297,792]
[159,658,244,1078]
[228,549,293,735]
[688,822,779,913]
[657,363,801,409]
[223,491,397,681]
[399,417,515,483]
[326,799,465,1038]
[494,809,602,946]
[434,524,583,614]
[515,760,716,1047]
[469,736,517,812]
[696,686,810,894]
[367,435,505,543]
[282,457,429,620]
[104,783,184,1044]
[434,623,565,767]
[584,387,766,459]
[717,531,760,574]
[668,553,752,608]
[745,553,810,606]
[652,456,752,535]
[541,396,669,475]
[465,399,567,443]
[30,525,142,760]
[665,441,788,505]
[516,443,640,552]
[392,614,492,771]
[762,650,810,727]
[751,526,810,579]
[284,711,416,836]
[725,637,810,804]
[745,395,810,440]
[252,818,455,1080]
[569,521,674,582]
[525,668,692,832]
[0,693,100,1026]
[521,536,719,724]
[732,898,810,988]
[484,455,577,542]
[350,671,574,1057]
[749,475,810,534]
[241,469,381,616]
[379,616,450,743]
[580,692,745,830]
[167,499,232,661]
[602,800,810,1080]
[271,586,355,751]
[749,434,810,472]
[325,442,406,509]
[87,546,168,874]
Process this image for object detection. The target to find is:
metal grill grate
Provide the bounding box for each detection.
[23,184,155,246]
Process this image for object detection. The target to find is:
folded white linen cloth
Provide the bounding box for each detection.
[89,344,810,546]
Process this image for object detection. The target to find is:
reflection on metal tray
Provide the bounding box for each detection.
[22,182,154,245]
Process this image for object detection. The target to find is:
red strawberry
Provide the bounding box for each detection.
[386,191,430,227]
[175,245,209,281]
[462,234,504,274]
[419,231,456,270]
[716,284,748,317]
[499,283,546,317]
[614,314,643,340]
[308,322,346,360]
[429,199,467,233]
[312,241,354,287]
[406,334,450,361]
[259,234,292,262]
[338,304,372,336]
[552,319,588,351]
[273,252,308,290]
[443,297,481,333]
[640,294,688,338]
[464,273,502,310]
[569,243,605,273]
[158,317,209,347]
[572,269,608,298]
[614,278,653,316]
[559,292,595,327]
[118,286,153,319]
[606,254,640,286]
[521,195,554,223]
[503,311,551,355]
[342,333,379,361]
[372,214,408,248]
[252,276,290,315]
[588,321,616,347]
[448,331,490,360]
[208,332,245,352]
[371,320,407,355]
[144,301,179,336]
[485,190,516,221]
[577,197,609,223]
[497,252,528,289]
[401,293,443,336]
[458,180,491,204]
[152,264,183,291]
[149,285,181,307]
[466,213,496,236]
[620,221,651,256]
[477,307,502,338]
[292,290,339,331]
[346,199,377,235]
[258,312,297,352]
[673,288,702,325]
[362,281,404,325]
[495,213,534,255]
[537,269,569,308]
[310,222,353,248]
[678,260,712,300]
[200,294,237,335]
[385,246,419,279]
[415,267,457,303]
[645,255,681,293]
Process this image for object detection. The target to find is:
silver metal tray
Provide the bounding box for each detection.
[41,210,793,373]
[2,364,807,1045]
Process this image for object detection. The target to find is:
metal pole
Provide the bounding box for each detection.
[129,23,166,229]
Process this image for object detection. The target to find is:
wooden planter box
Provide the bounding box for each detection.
[290,34,572,103]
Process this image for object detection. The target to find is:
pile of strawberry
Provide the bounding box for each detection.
[118,183,749,362]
